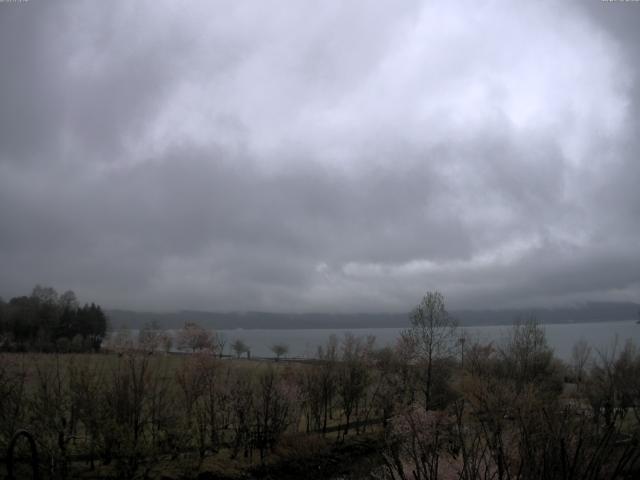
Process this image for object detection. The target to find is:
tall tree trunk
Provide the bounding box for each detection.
[425,351,433,411]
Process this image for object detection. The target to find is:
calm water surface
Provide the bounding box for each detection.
[217,320,640,360]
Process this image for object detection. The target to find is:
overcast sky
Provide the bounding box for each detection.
[1,1,639,313]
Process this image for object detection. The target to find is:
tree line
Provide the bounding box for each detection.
[0,285,107,352]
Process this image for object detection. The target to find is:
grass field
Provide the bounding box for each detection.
[0,351,386,479]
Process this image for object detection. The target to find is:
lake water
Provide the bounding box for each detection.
[216,320,640,360]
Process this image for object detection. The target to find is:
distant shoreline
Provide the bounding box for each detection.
[107,302,640,330]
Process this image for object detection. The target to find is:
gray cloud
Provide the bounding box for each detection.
[1,0,639,313]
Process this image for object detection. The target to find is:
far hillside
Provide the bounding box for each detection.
[106,301,640,330]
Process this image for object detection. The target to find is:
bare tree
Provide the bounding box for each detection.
[103,353,154,476]
[175,354,230,459]
[380,406,454,480]
[317,335,338,434]
[68,358,107,471]
[213,332,227,358]
[270,343,289,361]
[0,357,27,456]
[571,337,592,385]
[231,339,250,359]
[297,365,324,432]
[500,315,556,393]
[31,285,59,305]
[336,333,373,436]
[59,290,79,310]
[31,355,76,477]
[402,291,457,410]
[177,322,214,353]
[230,371,254,459]
[253,368,292,461]
[138,321,162,353]
[160,331,173,353]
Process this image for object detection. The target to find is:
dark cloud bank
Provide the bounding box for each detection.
[1,1,640,315]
